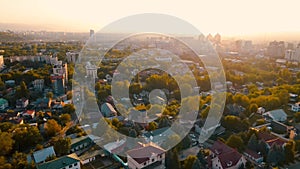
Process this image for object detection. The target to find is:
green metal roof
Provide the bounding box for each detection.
[71,136,93,149]
[0,98,8,105]
[37,153,80,169]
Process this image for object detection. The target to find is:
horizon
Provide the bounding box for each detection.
[2,22,300,42]
[2,0,300,42]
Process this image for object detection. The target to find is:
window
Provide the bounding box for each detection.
[144,162,146,165]
[152,159,155,162]
[69,164,72,168]
[74,163,78,166]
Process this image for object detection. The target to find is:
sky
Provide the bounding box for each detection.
[1,0,300,39]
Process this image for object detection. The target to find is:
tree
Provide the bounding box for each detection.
[0,156,11,169]
[62,104,75,115]
[44,119,62,137]
[0,131,14,156]
[226,135,244,152]
[284,140,295,163]
[129,83,142,95]
[183,155,198,169]
[247,134,258,151]
[147,121,158,131]
[13,125,43,152]
[60,114,71,126]
[15,81,29,99]
[158,116,171,128]
[0,78,6,91]
[248,103,258,114]
[52,137,71,156]
[128,129,137,138]
[295,112,300,123]
[46,92,53,99]
[267,144,285,166]
[222,115,245,132]
[20,81,29,97]
[0,122,14,132]
[12,152,28,169]
[197,149,208,166]
[165,149,180,169]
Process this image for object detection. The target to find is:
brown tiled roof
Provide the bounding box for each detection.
[218,150,242,168]
[210,140,243,168]
[244,149,262,159]
[209,140,233,155]
[257,131,286,147]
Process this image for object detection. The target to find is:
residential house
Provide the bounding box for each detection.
[0,98,9,110]
[79,148,105,165]
[16,98,29,109]
[22,110,36,119]
[33,98,51,110]
[257,131,287,149]
[263,109,287,122]
[256,107,265,115]
[270,120,292,134]
[70,136,94,155]
[33,79,44,91]
[100,103,117,117]
[208,140,246,169]
[127,142,166,169]
[289,93,298,102]
[292,102,300,112]
[29,146,56,164]
[36,153,81,169]
[143,127,176,146]
[244,149,263,164]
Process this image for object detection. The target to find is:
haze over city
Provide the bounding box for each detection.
[3,1,300,169]
[1,0,300,41]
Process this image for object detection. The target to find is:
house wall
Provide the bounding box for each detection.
[81,157,96,165]
[212,157,223,169]
[61,161,80,169]
[211,156,246,169]
[127,153,165,169]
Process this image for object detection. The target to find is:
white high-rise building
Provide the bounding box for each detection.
[0,55,4,68]
[285,43,300,62]
[86,62,98,79]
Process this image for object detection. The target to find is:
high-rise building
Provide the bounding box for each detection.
[284,43,300,62]
[90,29,95,37]
[66,52,79,63]
[86,62,98,79]
[0,55,4,68]
[214,33,221,44]
[51,62,68,95]
[267,41,285,58]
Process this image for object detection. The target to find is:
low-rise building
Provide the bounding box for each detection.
[37,153,81,169]
[100,103,117,117]
[127,142,166,169]
[16,97,29,109]
[292,102,300,112]
[244,149,263,164]
[263,109,287,122]
[208,140,246,169]
[70,136,94,155]
[29,146,56,164]
[0,98,9,110]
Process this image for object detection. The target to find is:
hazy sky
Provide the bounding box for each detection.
[1,0,300,37]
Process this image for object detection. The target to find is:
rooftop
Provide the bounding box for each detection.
[37,153,80,169]
[126,142,165,164]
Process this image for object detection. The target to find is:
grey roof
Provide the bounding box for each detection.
[33,146,56,164]
[264,109,287,122]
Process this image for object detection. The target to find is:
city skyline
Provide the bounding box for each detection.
[2,0,300,41]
